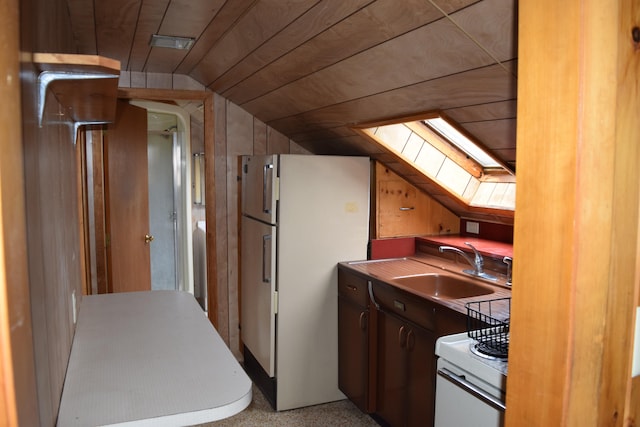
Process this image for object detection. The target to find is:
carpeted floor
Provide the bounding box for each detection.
[197,383,380,426]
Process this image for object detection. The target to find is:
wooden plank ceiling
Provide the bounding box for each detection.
[66,0,517,221]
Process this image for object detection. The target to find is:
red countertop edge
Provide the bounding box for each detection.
[370,235,513,260]
[416,235,513,258]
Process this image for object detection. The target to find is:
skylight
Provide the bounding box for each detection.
[423,117,502,168]
[354,112,515,212]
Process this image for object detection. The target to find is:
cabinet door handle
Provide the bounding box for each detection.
[346,285,357,292]
[399,206,415,211]
[406,329,415,351]
[367,281,380,310]
[398,325,407,348]
[359,311,367,331]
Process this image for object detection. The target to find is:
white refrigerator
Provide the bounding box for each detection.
[240,154,370,411]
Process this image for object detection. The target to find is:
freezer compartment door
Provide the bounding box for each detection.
[241,155,278,225]
[240,216,277,377]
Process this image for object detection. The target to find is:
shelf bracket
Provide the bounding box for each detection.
[37,71,119,127]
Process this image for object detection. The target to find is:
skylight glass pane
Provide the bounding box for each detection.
[402,132,424,162]
[463,176,481,200]
[471,182,495,206]
[375,124,412,152]
[488,182,510,206]
[414,142,446,176]
[500,183,516,208]
[437,158,471,196]
[425,117,501,168]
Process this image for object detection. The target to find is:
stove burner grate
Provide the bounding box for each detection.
[470,338,509,360]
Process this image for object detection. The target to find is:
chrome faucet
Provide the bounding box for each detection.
[439,242,497,281]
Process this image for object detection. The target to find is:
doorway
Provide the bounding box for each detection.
[83,100,195,296]
[132,100,194,295]
[87,87,217,331]
[147,113,179,291]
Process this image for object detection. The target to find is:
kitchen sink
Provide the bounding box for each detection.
[391,274,495,300]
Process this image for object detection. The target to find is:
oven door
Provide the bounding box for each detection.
[434,359,505,427]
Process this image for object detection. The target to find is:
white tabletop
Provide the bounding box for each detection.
[57,291,252,426]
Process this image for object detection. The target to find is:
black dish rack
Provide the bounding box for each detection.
[465,297,511,359]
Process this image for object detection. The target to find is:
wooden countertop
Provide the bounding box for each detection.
[339,255,511,319]
[57,291,252,427]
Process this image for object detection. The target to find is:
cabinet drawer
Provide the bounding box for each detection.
[372,281,436,331]
[338,268,369,307]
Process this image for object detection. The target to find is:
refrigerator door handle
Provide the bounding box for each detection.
[262,163,274,214]
[262,234,272,283]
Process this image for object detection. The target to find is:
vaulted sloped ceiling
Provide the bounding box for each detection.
[67,0,517,222]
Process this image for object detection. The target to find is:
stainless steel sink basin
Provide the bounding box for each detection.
[391,274,495,299]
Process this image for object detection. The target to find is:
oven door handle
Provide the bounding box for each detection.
[437,367,506,412]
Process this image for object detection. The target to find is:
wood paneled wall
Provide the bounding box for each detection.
[212,94,310,357]
[24,80,84,426]
[11,0,84,424]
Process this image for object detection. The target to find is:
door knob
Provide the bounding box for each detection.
[144,234,154,244]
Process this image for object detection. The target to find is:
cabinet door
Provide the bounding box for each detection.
[338,296,369,412]
[376,309,438,427]
[375,310,407,427]
[406,325,437,427]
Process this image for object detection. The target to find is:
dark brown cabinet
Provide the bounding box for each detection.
[337,266,467,427]
[375,309,436,427]
[372,280,441,427]
[337,267,374,413]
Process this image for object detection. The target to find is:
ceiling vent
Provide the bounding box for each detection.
[149,34,195,50]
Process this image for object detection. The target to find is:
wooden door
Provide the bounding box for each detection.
[104,100,151,292]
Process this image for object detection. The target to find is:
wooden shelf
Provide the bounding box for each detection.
[34,53,120,128]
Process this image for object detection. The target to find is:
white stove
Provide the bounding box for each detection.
[436,332,508,386]
[434,332,507,427]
